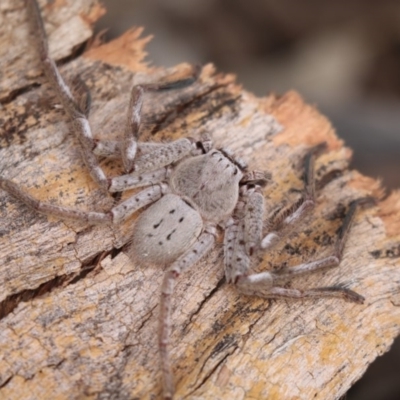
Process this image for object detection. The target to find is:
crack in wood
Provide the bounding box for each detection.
[149,81,238,135]
[0,83,41,105]
[182,275,226,334]
[0,374,13,389]
[186,347,237,399]
[0,248,122,320]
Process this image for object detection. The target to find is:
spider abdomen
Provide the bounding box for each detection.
[129,194,203,265]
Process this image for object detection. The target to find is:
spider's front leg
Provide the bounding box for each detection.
[27,0,202,192]
[95,133,211,193]
[0,178,167,225]
[26,0,108,190]
[225,145,366,304]
[119,66,201,173]
[91,66,203,177]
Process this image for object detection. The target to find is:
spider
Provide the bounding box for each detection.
[0,1,367,399]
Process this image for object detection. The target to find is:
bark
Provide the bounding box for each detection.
[0,1,399,399]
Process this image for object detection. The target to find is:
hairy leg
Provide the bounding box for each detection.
[261,143,326,250]
[224,145,324,283]
[0,178,167,225]
[26,0,108,189]
[235,199,367,304]
[224,143,367,302]
[122,67,201,172]
[26,0,202,190]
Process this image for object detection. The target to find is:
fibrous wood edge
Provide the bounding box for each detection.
[0,2,399,400]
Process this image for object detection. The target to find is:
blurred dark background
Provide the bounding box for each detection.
[96,1,400,398]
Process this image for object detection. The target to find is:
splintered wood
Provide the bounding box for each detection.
[0,1,399,399]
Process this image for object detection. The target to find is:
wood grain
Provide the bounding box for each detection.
[0,1,399,399]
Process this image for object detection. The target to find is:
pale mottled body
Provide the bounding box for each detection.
[130,151,243,266]
[130,194,203,265]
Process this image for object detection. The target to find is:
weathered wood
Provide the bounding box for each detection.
[0,0,105,102]
[1,1,399,399]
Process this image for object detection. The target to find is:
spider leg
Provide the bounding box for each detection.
[271,199,367,280]
[0,178,167,224]
[99,138,210,192]
[94,136,211,159]
[224,185,263,283]
[27,0,202,190]
[122,66,201,172]
[261,144,325,250]
[223,143,321,284]
[94,137,210,193]
[131,138,197,175]
[159,227,216,400]
[109,167,171,192]
[95,134,210,172]
[237,276,364,303]
[228,192,365,303]
[26,0,108,190]
[224,144,367,304]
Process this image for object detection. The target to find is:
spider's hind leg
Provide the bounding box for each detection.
[261,143,326,250]
[225,144,369,304]
[224,144,324,283]
[236,199,369,304]
[0,177,166,225]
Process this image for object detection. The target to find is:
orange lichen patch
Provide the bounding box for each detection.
[377,190,400,237]
[46,0,67,10]
[348,171,385,199]
[270,91,343,150]
[258,92,280,112]
[84,27,153,72]
[81,3,106,25]
[200,63,237,89]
